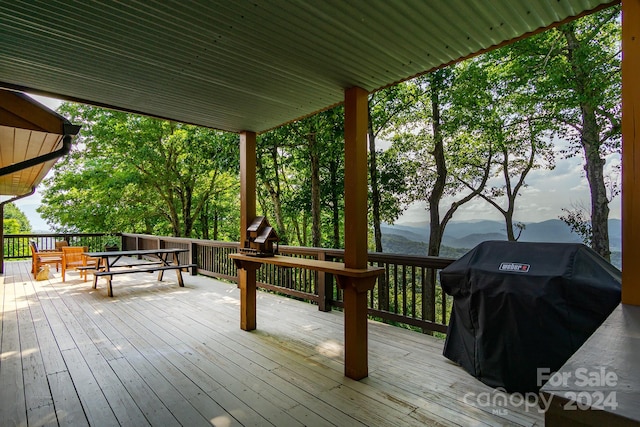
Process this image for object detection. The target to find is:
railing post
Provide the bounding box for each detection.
[317,251,331,312]
[190,241,197,275]
[379,261,389,312]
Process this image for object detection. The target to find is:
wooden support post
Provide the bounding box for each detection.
[229,253,385,377]
[239,131,258,327]
[344,86,369,270]
[622,0,640,306]
[342,86,373,379]
[337,275,377,380]
[238,262,259,331]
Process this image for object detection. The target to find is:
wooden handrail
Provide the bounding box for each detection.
[229,254,385,278]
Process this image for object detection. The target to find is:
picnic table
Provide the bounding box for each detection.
[83,248,195,297]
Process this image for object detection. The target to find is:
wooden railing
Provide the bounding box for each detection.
[121,233,456,333]
[3,232,455,334]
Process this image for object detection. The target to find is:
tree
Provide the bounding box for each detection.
[289,109,345,248]
[257,129,291,243]
[560,202,592,245]
[507,7,621,259]
[389,68,493,257]
[368,84,416,252]
[3,203,32,233]
[257,107,345,248]
[455,52,556,241]
[40,103,240,238]
[476,118,555,240]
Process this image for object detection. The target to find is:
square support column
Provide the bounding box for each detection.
[238,262,259,331]
[343,86,373,379]
[622,0,640,305]
[344,86,369,270]
[239,131,257,330]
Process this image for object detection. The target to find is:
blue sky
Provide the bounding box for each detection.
[14,95,621,231]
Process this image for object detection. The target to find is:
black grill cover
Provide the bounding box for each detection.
[440,241,621,393]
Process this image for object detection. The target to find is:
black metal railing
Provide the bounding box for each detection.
[3,233,120,259]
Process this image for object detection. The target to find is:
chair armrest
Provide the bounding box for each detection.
[38,251,64,257]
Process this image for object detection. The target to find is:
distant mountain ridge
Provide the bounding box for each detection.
[382,218,621,251]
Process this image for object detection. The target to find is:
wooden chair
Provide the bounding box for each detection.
[29,241,63,279]
[62,246,98,282]
[55,240,69,250]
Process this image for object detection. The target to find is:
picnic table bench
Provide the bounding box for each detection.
[83,248,196,297]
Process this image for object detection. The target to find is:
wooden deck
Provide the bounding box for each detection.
[0,260,543,426]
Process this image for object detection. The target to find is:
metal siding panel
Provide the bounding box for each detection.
[0,0,615,132]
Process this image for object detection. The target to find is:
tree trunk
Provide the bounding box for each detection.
[183,186,194,237]
[368,101,388,311]
[428,72,447,257]
[505,209,516,241]
[583,106,611,260]
[309,132,322,247]
[213,209,219,240]
[257,146,288,243]
[329,158,341,248]
[562,25,611,260]
[368,107,383,252]
[200,202,210,240]
[502,145,517,242]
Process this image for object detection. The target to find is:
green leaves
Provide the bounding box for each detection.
[3,203,31,233]
[39,103,240,238]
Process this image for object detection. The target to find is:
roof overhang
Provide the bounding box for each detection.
[0,90,80,198]
[0,0,617,133]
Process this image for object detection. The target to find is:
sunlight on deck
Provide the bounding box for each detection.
[0,260,544,426]
[316,340,343,358]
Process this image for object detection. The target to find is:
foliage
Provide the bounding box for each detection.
[102,234,121,247]
[3,202,32,233]
[507,6,621,259]
[368,84,417,252]
[257,106,346,248]
[455,50,557,241]
[386,67,494,256]
[38,103,240,238]
[559,206,592,245]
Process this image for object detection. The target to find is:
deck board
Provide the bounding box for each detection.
[0,260,544,426]
[15,275,57,427]
[1,279,28,426]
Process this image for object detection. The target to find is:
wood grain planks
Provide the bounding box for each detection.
[0,260,544,427]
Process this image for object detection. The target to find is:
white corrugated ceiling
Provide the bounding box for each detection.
[0,0,616,133]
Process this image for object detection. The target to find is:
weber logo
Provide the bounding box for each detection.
[499,262,530,273]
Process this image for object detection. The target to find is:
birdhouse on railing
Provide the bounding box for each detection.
[239,216,279,257]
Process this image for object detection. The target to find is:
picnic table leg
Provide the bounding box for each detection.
[157,253,169,282]
[102,258,114,297]
[172,251,185,287]
[93,257,102,289]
